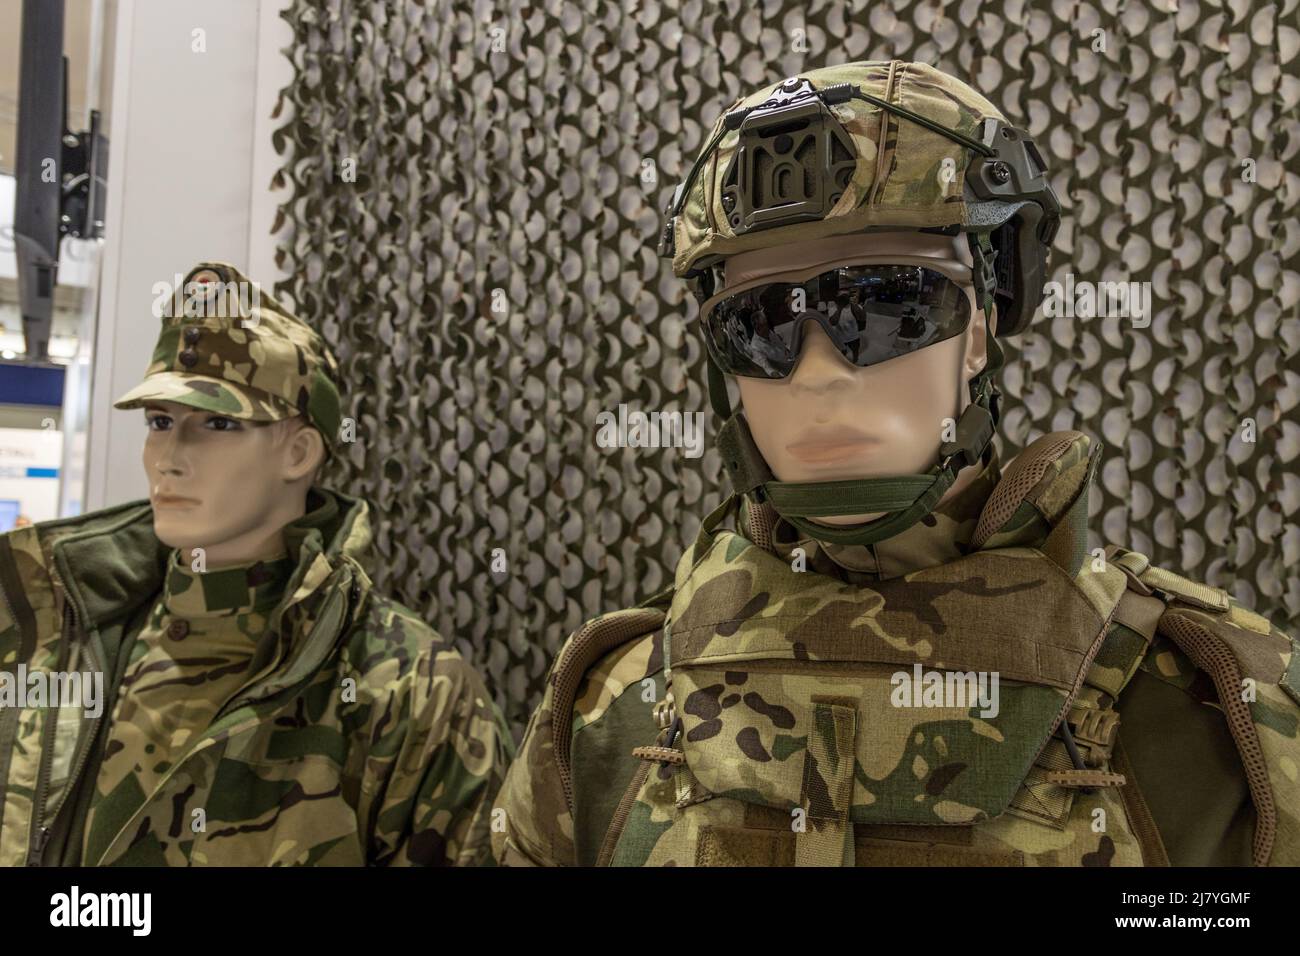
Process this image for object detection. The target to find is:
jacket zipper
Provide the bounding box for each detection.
[0,570,22,839]
[27,603,74,865]
[26,601,107,866]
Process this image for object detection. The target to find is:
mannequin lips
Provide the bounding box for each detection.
[153,494,200,509]
[785,427,879,463]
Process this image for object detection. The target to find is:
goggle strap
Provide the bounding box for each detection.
[706,351,733,420]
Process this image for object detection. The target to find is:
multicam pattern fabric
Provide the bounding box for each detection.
[113,262,344,445]
[0,488,512,866]
[672,60,1005,275]
[271,1,1299,738]
[493,432,1300,866]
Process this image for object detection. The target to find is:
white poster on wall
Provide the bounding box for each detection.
[0,426,63,528]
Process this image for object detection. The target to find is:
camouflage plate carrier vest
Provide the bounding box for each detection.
[544,432,1300,866]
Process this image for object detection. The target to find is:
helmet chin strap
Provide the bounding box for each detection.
[710,298,1004,549]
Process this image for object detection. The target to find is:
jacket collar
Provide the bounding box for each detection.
[162,550,296,617]
[45,486,372,633]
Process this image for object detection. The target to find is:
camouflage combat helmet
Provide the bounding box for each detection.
[113,261,343,455]
[657,60,1061,546]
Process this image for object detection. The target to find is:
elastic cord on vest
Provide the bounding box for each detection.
[708,285,1004,548]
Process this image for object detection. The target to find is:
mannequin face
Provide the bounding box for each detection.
[731,231,992,526]
[142,401,325,566]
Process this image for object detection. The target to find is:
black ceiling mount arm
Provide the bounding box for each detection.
[13,0,109,363]
[13,0,66,363]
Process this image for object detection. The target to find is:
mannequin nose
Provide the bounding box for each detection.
[788,322,857,393]
[152,429,190,477]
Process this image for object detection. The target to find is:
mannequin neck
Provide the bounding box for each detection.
[168,482,311,568]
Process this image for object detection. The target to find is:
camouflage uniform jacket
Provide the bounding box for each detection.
[494,431,1300,866]
[0,487,512,866]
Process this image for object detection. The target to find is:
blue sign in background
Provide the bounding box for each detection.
[0,365,65,407]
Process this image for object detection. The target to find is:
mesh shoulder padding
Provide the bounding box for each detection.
[1158,612,1276,867]
[972,431,1083,548]
[550,608,666,813]
[743,496,778,552]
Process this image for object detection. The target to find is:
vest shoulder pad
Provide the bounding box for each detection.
[973,430,1096,558]
[548,606,667,812]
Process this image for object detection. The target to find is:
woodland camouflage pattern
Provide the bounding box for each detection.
[79,552,298,863]
[493,432,1300,866]
[113,261,344,445]
[0,487,512,866]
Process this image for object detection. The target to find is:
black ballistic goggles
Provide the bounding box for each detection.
[700,264,974,379]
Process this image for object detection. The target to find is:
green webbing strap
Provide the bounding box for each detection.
[712,390,995,546]
[765,474,935,515]
[707,352,735,421]
[779,469,955,546]
[690,492,741,554]
[974,231,997,319]
[796,699,858,867]
[717,410,772,496]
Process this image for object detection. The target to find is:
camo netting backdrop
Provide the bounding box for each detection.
[269,0,1300,737]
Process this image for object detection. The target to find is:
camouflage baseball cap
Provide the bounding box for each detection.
[113,262,343,450]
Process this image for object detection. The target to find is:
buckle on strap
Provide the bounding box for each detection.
[970,231,998,317]
[637,712,685,768]
[718,414,773,498]
[1070,708,1121,766]
[938,402,994,473]
[653,694,677,730]
[1056,707,1125,793]
[1109,548,1231,613]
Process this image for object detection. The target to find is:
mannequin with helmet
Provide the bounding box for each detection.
[493,61,1300,868]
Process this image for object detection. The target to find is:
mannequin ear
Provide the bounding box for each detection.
[281,419,326,483]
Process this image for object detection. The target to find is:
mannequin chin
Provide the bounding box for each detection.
[732,231,993,527]
[141,401,326,567]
